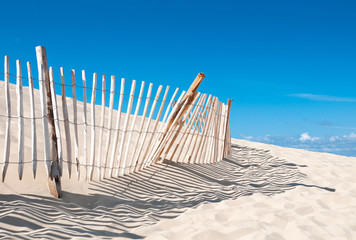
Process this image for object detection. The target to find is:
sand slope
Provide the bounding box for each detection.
[2,137,355,239]
[137,139,356,240]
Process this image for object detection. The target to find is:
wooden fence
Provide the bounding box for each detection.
[0,46,232,197]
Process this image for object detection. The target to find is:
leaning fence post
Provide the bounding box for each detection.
[146,73,205,165]
[36,46,62,198]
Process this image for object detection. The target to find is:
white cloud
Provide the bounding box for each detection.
[289,94,356,102]
[299,132,320,142]
[343,132,356,139]
[329,136,339,142]
[240,134,254,140]
[239,132,356,157]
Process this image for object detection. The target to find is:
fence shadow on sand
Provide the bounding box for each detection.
[0,144,317,239]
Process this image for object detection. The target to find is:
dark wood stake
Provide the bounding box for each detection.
[36,46,62,198]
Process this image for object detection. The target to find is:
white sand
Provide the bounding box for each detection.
[1,138,355,239]
[1,80,356,239]
[137,139,356,240]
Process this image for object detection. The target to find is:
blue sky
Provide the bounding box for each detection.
[1,0,355,156]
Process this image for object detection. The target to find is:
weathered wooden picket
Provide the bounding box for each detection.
[0,46,232,197]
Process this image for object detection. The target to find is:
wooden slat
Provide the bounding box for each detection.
[97,74,106,180]
[60,67,72,178]
[117,80,136,176]
[89,73,97,180]
[103,75,115,178]
[49,67,63,176]
[162,73,204,138]
[71,70,80,179]
[217,104,225,161]
[145,90,186,166]
[181,73,205,103]
[201,111,213,163]
[156,94,199,163]
[27,62,37,179]
[1,56,11,182]
[145,73,204,165]
[203,98,219,164]
[148,87,179,164]
[154,89,183,152]
[38,62,51,176]
[198,103,213,164]
[161,88,179,125]
[185,95,212,163]
[109,78,125,177]
[227,120,231,156]
[141,86,170,169]
[153,92,200,164]
[220,104,228,161]
[223,115,228,158]
[129,83,153,174]
[213,102,222,163]
[36,46,61,198]
[82,70,88,179]
[150,94,194,165]
[177,94,205,163]
[206,101,219,164]
[133,85,163,172]
[223,99,233,158]
[189,95,212,163]
[194,97,216,164]
[227,107,232,157]
[165,92,203,163]
[175,94,207,163]
[123,81,145,175]
[206,100,218,164]
[221,101,229,158]
[167,94,202,163]
[215,103,223,163]
[16,60,24,180]
[164,92,201,161]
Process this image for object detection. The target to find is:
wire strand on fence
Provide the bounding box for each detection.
[0,71,223,112]
[0,71,170,104]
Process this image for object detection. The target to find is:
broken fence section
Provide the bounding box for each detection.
[0,46,232,195]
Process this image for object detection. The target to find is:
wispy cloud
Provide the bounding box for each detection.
[289,94,356,102]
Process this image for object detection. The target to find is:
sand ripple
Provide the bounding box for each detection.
[0,144,306,239]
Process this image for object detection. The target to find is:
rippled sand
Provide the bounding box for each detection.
[2,138,355,239]
[137,139,356,240]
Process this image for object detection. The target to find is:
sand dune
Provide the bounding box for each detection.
[1,81,355,239]
[2,138,354,239]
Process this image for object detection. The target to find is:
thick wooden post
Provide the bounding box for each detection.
[36,46,62,198]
